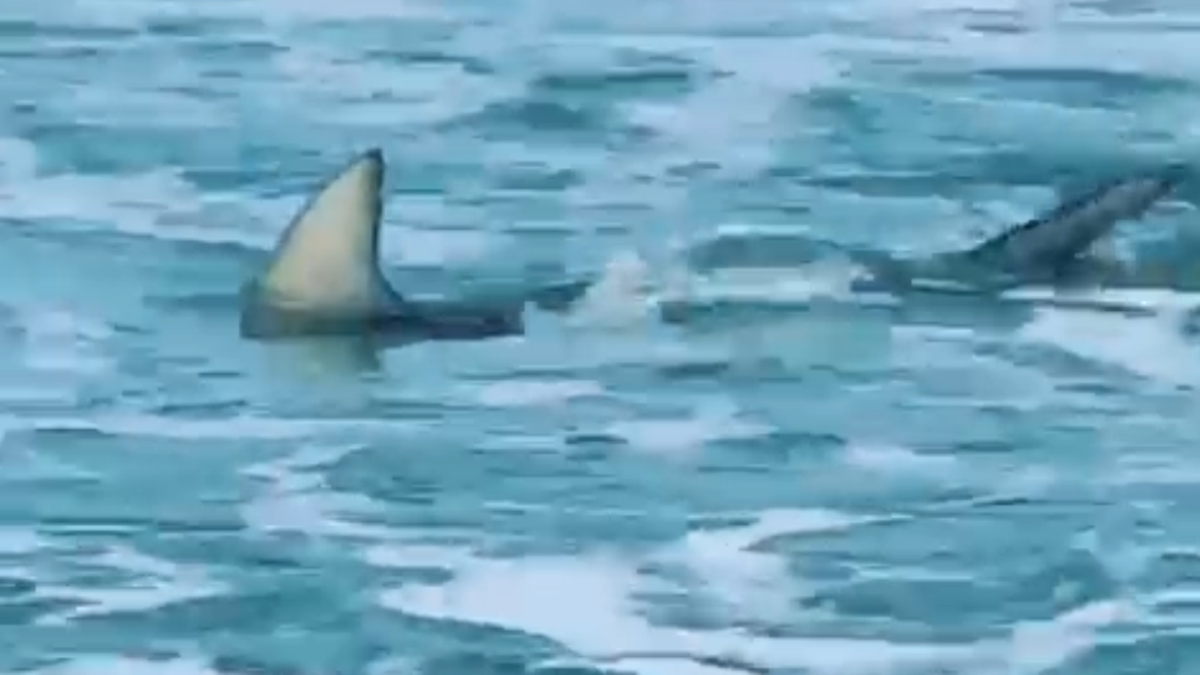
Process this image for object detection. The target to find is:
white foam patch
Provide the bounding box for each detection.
[475,433,566,453]
[606,399,771,457]
[709,222,819,238]
[381,554,666,657]
[360,541,477,572]
[240,490,397,540]
[0,527,49,555]
[0,137,40,182]
[569,251,660,328]
[1145,583,1200,625]
[671,264,861,305]
[1000,599,1137,675]
[372,500,1131,673]
[842,442,959,478]
[240,444,398,541]
[659,509,889,621]
[34,544,227,625]
[472,379,604,408]
[1017,297,1200,388]
[381,542,1126,675]
[17,308,113,376]
[364,656,421,675]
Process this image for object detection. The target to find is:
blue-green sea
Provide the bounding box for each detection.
[2,1,1200,673]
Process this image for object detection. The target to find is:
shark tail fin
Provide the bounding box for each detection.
[961,163,1189,272]
[248,148,400,316]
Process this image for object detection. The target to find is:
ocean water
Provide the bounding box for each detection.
[2,0,1200,673]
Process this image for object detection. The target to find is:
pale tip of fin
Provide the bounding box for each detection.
[250,147,392,316]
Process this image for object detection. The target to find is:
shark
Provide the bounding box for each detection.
[238,148,591,344]
[239,148,1189,344]
[846,164,1190,294]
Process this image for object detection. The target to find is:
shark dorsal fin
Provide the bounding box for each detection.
[961,166,1187,273]
[254,148,397,314]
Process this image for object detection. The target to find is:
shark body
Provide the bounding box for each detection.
[239,149,1189,344]
[853,165,1189,293]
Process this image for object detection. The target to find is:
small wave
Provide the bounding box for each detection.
[660,509,891,621]
[33,544,227,625]
[470,378,605,409]
[240,443,401,540]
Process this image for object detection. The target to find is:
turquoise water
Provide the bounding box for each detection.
[2,1,1200,673]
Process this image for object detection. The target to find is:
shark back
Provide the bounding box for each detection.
[956,165,1187,276]
[855,165,1189,293]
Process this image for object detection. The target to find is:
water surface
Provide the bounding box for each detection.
[1,1,1199,674]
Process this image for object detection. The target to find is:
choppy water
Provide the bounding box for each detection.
[3,0,1200,673]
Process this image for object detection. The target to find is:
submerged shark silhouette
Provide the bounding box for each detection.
[239,148,591,343]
